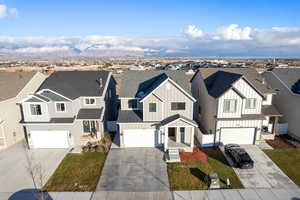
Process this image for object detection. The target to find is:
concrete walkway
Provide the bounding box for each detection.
[220,145,297,188]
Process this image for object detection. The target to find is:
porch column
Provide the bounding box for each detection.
[176,127,180,142]
[273,117,279,135]
[164,126,168,151]
[191,127,194,148]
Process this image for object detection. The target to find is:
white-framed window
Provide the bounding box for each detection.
[245,98,257,109]
[128,99,138,109]
[30,104,42,115]
[171,102,186,110]
[223,99,237,113]
[149,103,156,112]
[85,98,96,105]
[55,103,66,112]
[83,120,96,133]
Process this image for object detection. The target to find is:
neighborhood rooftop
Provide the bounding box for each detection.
[37,71,110,100]
[119,70,192,97]
[269,67,300,89]
[0,71,36,101]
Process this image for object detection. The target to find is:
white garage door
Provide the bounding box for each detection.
[220,128,256,145]
[123,129,163,147]
[30,131,69,148]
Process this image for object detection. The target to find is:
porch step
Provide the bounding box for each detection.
[165,149,181,163]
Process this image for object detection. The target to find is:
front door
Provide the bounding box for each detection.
[168,127,176,139]
[180,127,185,143]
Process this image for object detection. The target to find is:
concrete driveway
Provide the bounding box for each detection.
[97,148,169,192]
[0,141,68,192]
[221,145,297,188]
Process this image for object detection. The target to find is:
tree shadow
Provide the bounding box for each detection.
[8,189,52,200]
[190,168,207,182]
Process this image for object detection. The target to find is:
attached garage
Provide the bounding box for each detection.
[220,128,256,145]
[30,130,70,148]
[123,129,163,147]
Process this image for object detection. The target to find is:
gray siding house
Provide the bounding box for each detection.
[262,68,300,140]
[117,71,197,152]
[191,68,281,146]
[0,72,47,149]
[20,71,117,149]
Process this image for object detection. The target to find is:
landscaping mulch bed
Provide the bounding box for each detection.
[180,147,208,162]
[266,135,296,149]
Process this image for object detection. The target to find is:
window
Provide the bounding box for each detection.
[149,103,156,112]
[245,98,257,109]
[83,120,96,133]
[85,98,96,105]
[30,104,42,115]
[171,102,186,110]
[56,103,66,112]
[128,99,138,109]
[223,99,237,113]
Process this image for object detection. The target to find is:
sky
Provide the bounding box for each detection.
[1,0,300,57]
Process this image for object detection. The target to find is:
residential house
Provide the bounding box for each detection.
[262,67,300,140]
[191,68,281,146]
[0,72,47,149]
[20,71,117,149]
[117,71,197,152]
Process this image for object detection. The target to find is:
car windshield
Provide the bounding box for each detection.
[240,153,251,162]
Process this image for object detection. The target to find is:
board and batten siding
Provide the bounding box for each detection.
[143,79,194,121]
[216,119,262,142]
[233,78,262,115]
[217,88,243,118]
[262,94,273,105]
[143,94,163,121]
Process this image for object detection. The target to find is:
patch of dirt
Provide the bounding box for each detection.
[266,135,296,149]
[180,147,208,162]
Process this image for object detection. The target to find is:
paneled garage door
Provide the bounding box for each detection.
[30,131,69,148]
[123,129,163,147]
[220,128,256,145]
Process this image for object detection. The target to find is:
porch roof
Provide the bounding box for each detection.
[262,105,282,117]
[160,114,198,127]
[77,108,103,120]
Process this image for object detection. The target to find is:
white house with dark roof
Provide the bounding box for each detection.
[0,71,47,149]
[191,68,281,146]
[19,71,117,149]
[117,70,197,153]
[263,67,300,141]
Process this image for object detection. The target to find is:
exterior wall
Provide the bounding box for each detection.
[46,101,75,118]
[262,94,273,105]
[217,89,243,118]
[263,72,300,140]
[191,72,217,134]
[120,98,142,110]
[142,94,163,121]
[0,72,47,148]
[234,79,263,115]
[216,119,262,142]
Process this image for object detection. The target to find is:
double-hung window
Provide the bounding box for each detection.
[30,104,42,115]
[85,98,96,105]
[56,103,66,112]
[128,99,138,109]
[223,99,237,113]
[171,102,186,110]
[245,98,257,109]
[149,103,156,112]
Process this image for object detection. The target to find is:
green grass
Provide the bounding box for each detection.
[43,152,107,192]
[167,148,243,190]
[264,148,300,187]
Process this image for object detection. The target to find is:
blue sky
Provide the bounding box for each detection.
[1,0,300,57]
[1,0,300,36]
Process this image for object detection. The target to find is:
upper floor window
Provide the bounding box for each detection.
[223,99,237,113]
[149,103,156,112]
[85,98,96,105]
[245,98,257,109]
[30,104,42,115]
[56,103,66,112]
[171,102,186,110]
[128,99,138,109]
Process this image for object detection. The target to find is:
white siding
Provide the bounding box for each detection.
[262,94,273,105]
[22,102,50,122]
[217,89,242,118]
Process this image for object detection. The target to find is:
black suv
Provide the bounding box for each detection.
[224,144,254,169]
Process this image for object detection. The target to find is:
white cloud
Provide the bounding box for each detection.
[0,4,18,19]
[183,25,204,38]
[212,24,252,40]
[15,46,70,53]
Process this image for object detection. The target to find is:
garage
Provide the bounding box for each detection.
[30,130,70,148]
[123,129,163,147]
[220,128,256,145]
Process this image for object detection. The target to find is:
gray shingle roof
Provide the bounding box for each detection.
[197,68,276,98]
[117,110,144,123]
[39,90,70,101]
[38,71,110,100]
[20,117,75,124]
[119,70,192,98]
[0,72,36,101]
[270,68,300,89]
[77,108,103,120]
[262,105,282,116]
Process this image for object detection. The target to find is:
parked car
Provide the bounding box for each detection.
[224,144,254,169]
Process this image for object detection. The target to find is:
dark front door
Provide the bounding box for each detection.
[168,127,176,137]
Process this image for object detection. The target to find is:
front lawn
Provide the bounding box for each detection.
[167,148,243,190]
[264,148,300,187]
[43,152,107,192]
